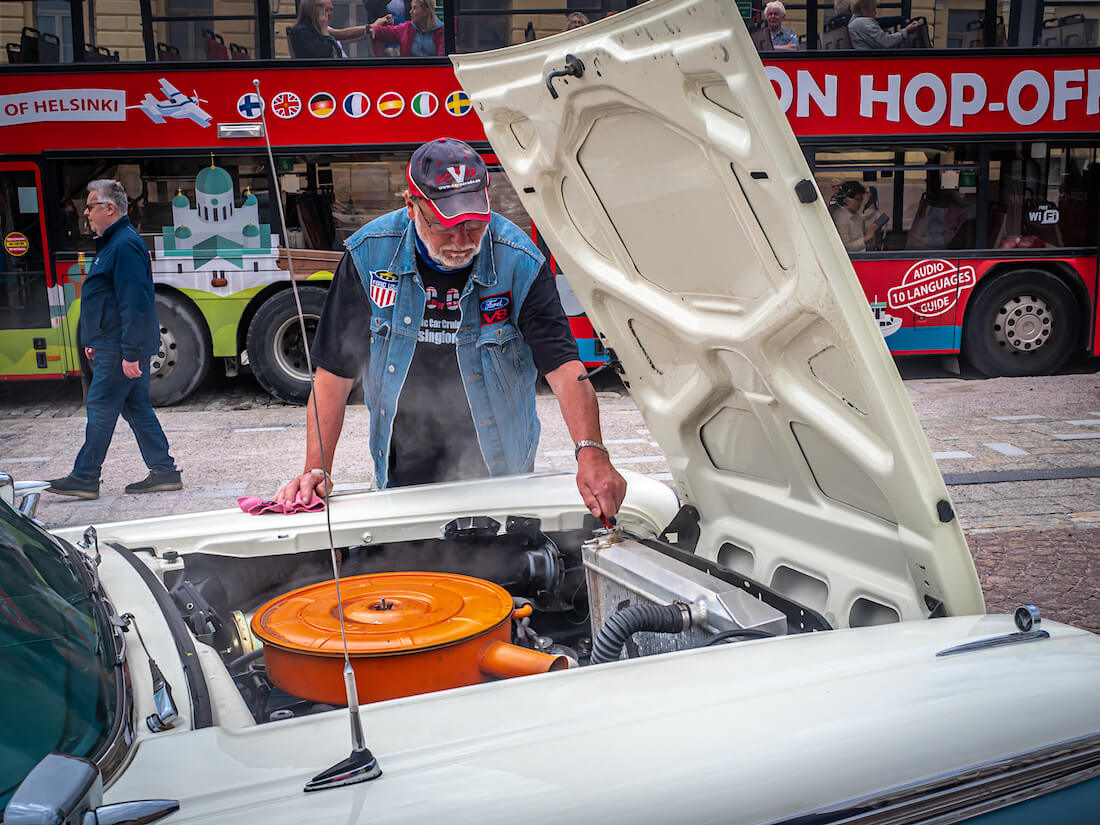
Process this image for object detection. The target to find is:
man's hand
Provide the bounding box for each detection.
[122,359,142,379]
[576,445,627,522]
[275,469,332,506]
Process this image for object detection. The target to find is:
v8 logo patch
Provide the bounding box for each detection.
[479,291,512,325]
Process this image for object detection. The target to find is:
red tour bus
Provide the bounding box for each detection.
[1,0,1098,406]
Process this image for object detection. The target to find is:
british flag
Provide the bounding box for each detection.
[272,91,301,120]
[369,271,399,308]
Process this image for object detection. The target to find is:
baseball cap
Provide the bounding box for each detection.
[407,137,491,228]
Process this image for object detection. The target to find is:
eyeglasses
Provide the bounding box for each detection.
[415,201,488,236]
[84,200,108,212]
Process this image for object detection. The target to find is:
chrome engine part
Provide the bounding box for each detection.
[583,532,787,659]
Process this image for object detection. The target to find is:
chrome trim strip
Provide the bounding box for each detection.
[762,732,1100,825]
[936,629,1049,657]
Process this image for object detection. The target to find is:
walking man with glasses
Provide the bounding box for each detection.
[48,180,181,500]
[275,137,626,522]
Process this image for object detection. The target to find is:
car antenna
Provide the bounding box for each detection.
[252,78,382,792]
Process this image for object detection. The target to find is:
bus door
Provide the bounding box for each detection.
[0,163,71,381]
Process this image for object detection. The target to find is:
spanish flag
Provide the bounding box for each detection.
[377,91,404,118]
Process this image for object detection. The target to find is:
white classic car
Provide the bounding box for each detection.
[4,0,1100,822]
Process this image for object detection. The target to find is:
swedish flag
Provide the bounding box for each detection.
[446,91,471,117]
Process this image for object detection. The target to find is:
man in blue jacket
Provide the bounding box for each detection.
[48,180,181,499]
[274,138,626,522]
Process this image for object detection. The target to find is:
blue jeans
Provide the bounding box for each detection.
[71,347,175,484]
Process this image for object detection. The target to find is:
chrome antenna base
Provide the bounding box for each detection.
[304,747,382,792]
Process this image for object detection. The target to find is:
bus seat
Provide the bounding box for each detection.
[961,19,983,48]
[904,16,932,48]
[5,43,21,64]
[230,42,251,59]
[19,27,40,63]
[157,42,182,61]
[203,29,229,60]
[749,23,773,52]
[1039,17,1062,46]
[821,17,853,49]
[1059,14,1089,46]
[39,31,60,62]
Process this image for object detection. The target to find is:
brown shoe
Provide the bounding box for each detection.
[47,475,100,500]
[125,470,183,494]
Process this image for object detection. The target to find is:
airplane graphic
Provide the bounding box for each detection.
[129,78,212,127]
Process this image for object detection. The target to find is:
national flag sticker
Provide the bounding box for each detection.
[271,91,301,119]
[342,92,370,118]
[308,92,336,118]
[410,91,438,118]
[369,270,399,309]
[236,92,264,119]
[376,91,404,118]
[445,90,471,117]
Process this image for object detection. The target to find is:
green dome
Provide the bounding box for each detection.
[172,193,189,208]
[243,222,259,238]
[175,225,192,240]
[244,192,258,206]
[196,165,233,196]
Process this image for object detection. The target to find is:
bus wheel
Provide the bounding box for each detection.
[150,293,211,406]
[246,287,326,404]
[962,270,1078,378]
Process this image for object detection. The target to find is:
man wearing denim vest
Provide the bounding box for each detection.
[275,138,626,522]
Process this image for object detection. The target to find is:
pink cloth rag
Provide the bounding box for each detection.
[237,493,325,515]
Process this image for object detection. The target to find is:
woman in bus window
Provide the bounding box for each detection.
[848,0,920,49]
[369,0,444,57]
[290,0,367,58]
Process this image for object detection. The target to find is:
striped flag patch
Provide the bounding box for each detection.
[369,270,399,308]
[445,90,471,117]
[410,91,438,118]
[342,92,370,118]
[376,91,404,118]
[309,92,336,118]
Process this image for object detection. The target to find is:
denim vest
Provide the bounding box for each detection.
[345,209,545,488]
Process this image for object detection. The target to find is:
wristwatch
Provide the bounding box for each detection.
[574,440,609,460]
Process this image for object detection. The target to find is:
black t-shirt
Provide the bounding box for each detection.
[311,247,578,486]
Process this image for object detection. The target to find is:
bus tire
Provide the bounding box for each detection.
[962,270,1078,378]
[150,293,211,406]
[246,287,326,404]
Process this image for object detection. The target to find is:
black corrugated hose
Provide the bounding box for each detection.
[590,602,688,664]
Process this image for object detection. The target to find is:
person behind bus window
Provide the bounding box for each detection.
[290,0,368,58]
[369,0,444,56]
[831,181,878,252]
[861,185,889,250]
[764,1,799,50]
[848,0,920,49]
[564,11,589,30]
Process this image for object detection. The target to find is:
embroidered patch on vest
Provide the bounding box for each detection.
[369,270,399,308]
[479,291,512,325]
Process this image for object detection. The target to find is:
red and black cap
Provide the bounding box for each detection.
[407,137,491,227]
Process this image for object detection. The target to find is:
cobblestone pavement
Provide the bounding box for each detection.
[2,358,1098,632]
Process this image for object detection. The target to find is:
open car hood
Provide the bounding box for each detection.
[452,0,983,628]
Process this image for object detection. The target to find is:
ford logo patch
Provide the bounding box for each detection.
[480,295,509,312]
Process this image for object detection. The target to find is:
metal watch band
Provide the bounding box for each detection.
[574,440,609,460]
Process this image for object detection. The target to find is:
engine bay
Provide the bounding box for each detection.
[151,514,798,724]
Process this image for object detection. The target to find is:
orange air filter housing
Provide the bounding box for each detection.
[251,571,567,705]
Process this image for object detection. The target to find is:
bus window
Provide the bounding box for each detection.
[813,146,980,253]
[454,5,614,52]
[0,169,50,330]
[988,143,1100,250]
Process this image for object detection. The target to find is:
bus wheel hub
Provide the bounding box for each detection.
[151,326,177,378]
[994,294,1051,353]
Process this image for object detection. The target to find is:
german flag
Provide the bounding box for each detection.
[377,91,404,118]
[308,92,336,118]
